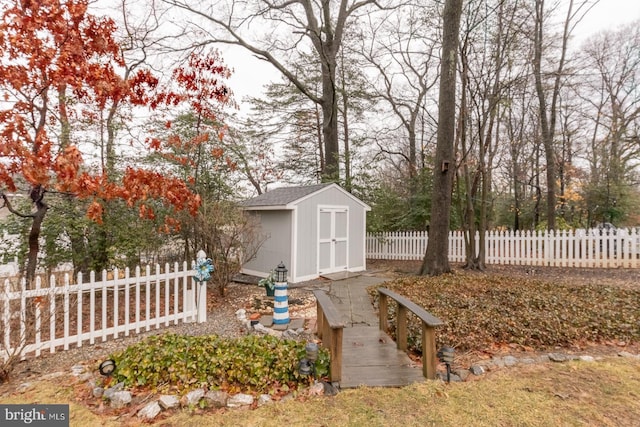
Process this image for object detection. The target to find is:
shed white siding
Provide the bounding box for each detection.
[241,184,369,283]
[242,211,293,279]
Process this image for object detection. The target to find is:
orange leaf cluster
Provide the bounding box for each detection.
[0,0,202,230]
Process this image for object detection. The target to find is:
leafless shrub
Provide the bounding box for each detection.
[195,201,266,296]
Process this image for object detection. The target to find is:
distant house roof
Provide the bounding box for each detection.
[240,183,370,210]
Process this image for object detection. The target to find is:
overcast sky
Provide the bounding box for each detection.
[574,0,640,36]
[224,0,640,110]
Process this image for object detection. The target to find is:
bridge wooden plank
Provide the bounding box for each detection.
[340,326,425,389]
[312,281,441,388]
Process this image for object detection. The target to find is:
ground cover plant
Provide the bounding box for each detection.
[370,270,640,354]
[108,333,329,395]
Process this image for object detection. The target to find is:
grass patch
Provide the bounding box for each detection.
[4,358,639,426]
[370,271,640,353]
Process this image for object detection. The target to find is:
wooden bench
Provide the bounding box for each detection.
[377,287,444,379]
[312,289,345,383]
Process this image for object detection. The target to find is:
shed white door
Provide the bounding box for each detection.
[318,207,348,274]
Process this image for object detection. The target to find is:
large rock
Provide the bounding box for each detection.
[257,394,272,407]
[110,391,132,409]
[103,382,125,400]
[158,395,180,410]
[308,382,324,396]
[227,393,254,408]
[204,390,228,408]
[92,387,104,398]
[470,365,485,376]
[548,353,568,363]
[322,382,340,396]
[138,402,162,420]
[503,356,518,367]
[181,389,205,407]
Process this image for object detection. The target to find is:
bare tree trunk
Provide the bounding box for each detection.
[533,0,577,230]
[339,51,351,191]
[420,0,463,276]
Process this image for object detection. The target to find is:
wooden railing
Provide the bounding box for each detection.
[312,289,345,383]
[377,287,444,379]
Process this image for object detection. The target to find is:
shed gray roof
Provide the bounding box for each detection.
[240,183,333,208]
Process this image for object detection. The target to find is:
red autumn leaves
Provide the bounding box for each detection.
[0,0,230,229]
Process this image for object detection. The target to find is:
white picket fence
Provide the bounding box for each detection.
[367,228,640,268]
[1,261,207,361]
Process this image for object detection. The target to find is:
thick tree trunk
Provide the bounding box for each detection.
[420,0,463,276]
[321,54,340,182]
[26,185,48,286]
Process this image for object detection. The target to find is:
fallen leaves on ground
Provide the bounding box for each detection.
[372,270,640,353]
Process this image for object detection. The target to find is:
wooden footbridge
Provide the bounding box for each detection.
[312,275,444,388]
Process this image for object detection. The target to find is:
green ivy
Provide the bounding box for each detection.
[109,334,330,394]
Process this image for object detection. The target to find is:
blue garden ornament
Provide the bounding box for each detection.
[194,257,214,282]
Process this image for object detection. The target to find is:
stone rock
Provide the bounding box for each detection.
[71,364,85,376]
[469,365,485,376]
[110,391,132,409]
[492,357,505,368]
[103,382,125,400]
[257,394,272,407]
[437,372,461,382]
[308,382,324,396]
[204,390,228,408]
[453,369,470,381]
[235,309,247,321]
[503,356,518,367]
[158,395,180,410]
[93,387,104,398]
[322,382,340,396]
[548,353,568,363]
[579,355,595,362]
[253,323,281,337]
[181,389,205,407]
[536,355,550,363]
[253,323,270,335]
[138,402,162,420]
[520,358,536,365]
[282,329,300,340]
[227,393,254,408]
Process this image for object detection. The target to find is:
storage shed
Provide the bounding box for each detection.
[240,183,371,283]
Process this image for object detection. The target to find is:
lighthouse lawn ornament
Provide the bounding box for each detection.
[272,262,290,325]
